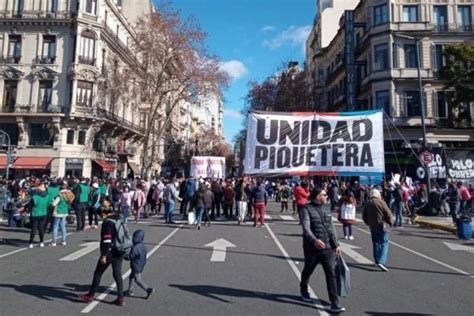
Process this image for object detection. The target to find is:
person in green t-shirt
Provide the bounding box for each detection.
[28,184,52,248]
[51,183,74,246]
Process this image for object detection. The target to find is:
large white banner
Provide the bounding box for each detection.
[244,110,385,176]
[190,156,226,179]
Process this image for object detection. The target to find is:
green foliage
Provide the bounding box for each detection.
[439,43,474,126]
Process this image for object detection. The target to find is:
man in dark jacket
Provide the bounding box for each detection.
[79,209,126,306]
[300,187,345,313]
[251,180,268,227]
[125,229,154,298]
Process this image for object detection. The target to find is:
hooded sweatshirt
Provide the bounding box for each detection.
[128,229,147,273]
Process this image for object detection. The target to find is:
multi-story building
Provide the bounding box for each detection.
[306,0,474,176]
[0,0,153,179]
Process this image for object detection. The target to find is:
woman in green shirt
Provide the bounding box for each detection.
[28,184,52,248]
[51,183,73,246]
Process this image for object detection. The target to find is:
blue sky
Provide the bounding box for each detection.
[155,0,316,143]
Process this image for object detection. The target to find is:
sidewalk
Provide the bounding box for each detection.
[414,215,473,235]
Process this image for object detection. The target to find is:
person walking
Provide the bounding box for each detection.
[124,229,155,299]
[338,190,357,240]
[181,177,197,220]
[203,182,214,227]
[251,179,268,227]
[447,182,461,224]
[164,180,181,224]
[88,183,101,229]
[392,182,404,227]
[293,181,310,223]
[222,180,235,219]
[133,184,146,223]
[192,183,206,230]
[211,180,223,219]
[75,178,90,231]
[362,189,394,272]
[28,183,52,248]
[79,208,128,306]
[279,182,291,213]
[299,187,345,313]
[458,181,472,215]
[120,185,133,223]
[51,183,74,246]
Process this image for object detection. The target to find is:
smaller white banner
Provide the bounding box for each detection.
[190,156,226,179]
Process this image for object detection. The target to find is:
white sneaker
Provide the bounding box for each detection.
[51,242,57,247]
[61,241,67,246]
[349,236,354,240]
[344,236,349,240]
[28,244,34,249]
[39,243,45,248]
[377,263,389,272]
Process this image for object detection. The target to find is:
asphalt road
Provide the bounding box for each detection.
[0,201,473,315]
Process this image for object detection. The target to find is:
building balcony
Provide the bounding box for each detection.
[391,68,434,79]
[391,22,433,33]
[431,23,474,33]
[0,55,21,64]
[0,103,66,115]
[35,55,56,64]
[0,10,73,20]
[78,56,95,66]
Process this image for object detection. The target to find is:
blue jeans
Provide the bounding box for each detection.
[121,205,130,223]
[165,201,175,223]
[52,217,67,243]
[195,207,204,225]
[370,225,389,265]
[393,201,403,227]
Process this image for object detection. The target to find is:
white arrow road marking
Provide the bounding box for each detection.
[443,242,474,254]
[204,238,236,262]
[60,242,99,261]
[339,242,373,265]
[280,215,296,221]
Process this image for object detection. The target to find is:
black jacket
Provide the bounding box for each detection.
[301,201,338,251]
[100,214,122,257]
[127,229,147,273]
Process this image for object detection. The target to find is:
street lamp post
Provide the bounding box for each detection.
[0,130,12,180]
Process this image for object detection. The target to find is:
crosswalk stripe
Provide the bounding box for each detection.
[280,215,297,221]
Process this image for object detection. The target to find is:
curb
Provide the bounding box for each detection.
[414,216,457,234]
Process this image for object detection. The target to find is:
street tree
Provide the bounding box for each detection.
[439,42,474,127]
[126,2,229,176]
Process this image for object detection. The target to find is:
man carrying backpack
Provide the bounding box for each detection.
[79,207,132,306]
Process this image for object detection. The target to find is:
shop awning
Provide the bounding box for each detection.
[13,157,53,169]
[94,159,115,173]
[0,157,7,168]
[128,162,140,175]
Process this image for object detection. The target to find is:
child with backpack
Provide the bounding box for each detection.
[125,229,155,298]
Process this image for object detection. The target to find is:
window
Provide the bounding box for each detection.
[458,6,472,31]
[78,130,86,145]
[66,130,74,144]
[39,81,53,112]
[50,0,58,13]
[84,0,97,15]
[435,91,447,118]
[211,117,216,128]
[433,6,448,31]
[28,124,53,146]
[405,91,421,117]
[76,81,93,107]
[2,80,17,112]
[403,5,418,22]
[15,0,24,16]
[41,35,56,64]
[433,44,444,70]
[404,44,417,68]
[8,35,21,63]
[374,4,388,26]
[79,31,95,65]
[374,44,388,70]
[139,113,147,128]
[375,90,390,116]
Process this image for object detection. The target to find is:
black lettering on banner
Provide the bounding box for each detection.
[345,143,359,166]
[330,121,352,142]
[279,121,301,145]
[320,144,331,166]
[277,147,291,168]
[269,146,276,169]
[306,146,317,166]
[311,120,331,144]
[352,119,373,141]
[292,147,305,167]
[254,146,268,169]
[332,144,344,166]
[360,143,374,166]
[301,121,310,145]
[256,119,278,145]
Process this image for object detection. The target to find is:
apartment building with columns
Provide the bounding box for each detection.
[306,0,474,176]
[0,0,154,178]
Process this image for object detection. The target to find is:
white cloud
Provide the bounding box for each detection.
[223,109,243,119]
[261,25,276,33]
[219,60,248,80]
[262,25,311,52]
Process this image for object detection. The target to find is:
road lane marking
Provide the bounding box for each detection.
[443,242,474,254]
[264,223,329,316]
[60,242,100,261]
[355,227,473,278]
[204,238,236,262]
[0,233,73,259]
[81,224,184,313]
[280,215,297,221]
[339,242,373,265]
